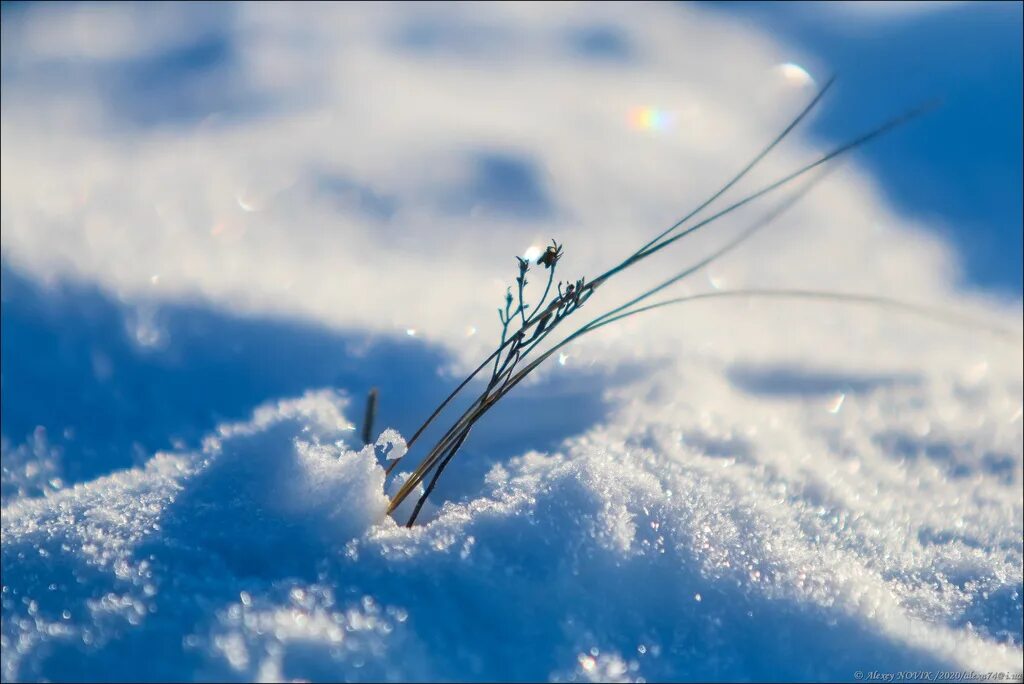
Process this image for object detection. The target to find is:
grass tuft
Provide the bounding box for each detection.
[383,81,1013,527]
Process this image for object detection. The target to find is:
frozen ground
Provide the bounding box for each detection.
[2,2,1022,682]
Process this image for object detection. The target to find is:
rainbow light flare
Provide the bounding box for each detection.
[629,106,675,132]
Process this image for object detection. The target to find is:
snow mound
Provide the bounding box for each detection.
[3,373,1021,681]
[1,391,393,681]
[182,391,389,575]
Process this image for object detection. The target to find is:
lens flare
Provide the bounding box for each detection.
[629,106,675,132]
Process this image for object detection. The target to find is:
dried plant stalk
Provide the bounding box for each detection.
[382,80,1010,527]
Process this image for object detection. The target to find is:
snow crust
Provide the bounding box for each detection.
[3,375,1020,681]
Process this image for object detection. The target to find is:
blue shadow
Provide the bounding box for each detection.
[702,0,1024,297]
[1,264,626,491]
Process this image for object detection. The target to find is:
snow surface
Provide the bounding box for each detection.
[1,2,1022,682]
[3,378,1021,681]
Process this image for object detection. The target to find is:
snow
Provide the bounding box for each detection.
[2,1,993,366]
[2,428,65,501]
[1,1,1022,681]
[375,429,408,462]
[3,372,1021,680]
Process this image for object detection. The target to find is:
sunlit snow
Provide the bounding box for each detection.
[1,2,1021,682]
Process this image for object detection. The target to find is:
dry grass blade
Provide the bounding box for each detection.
[385,83,952,527]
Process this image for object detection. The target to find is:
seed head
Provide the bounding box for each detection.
[537,240,563,269]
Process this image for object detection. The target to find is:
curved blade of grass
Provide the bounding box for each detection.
[588,98,941,291]
[630,75,836,258]
[390,177,832,519]
[385,83,839,472]
[388,98,943,521]
[584,165,836,333]
[581,289,1023,341]
[390,283,1019,522]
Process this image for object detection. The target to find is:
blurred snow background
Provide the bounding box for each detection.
[1,1,1022,681]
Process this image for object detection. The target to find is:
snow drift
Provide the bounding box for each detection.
[3,374,1021,681]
